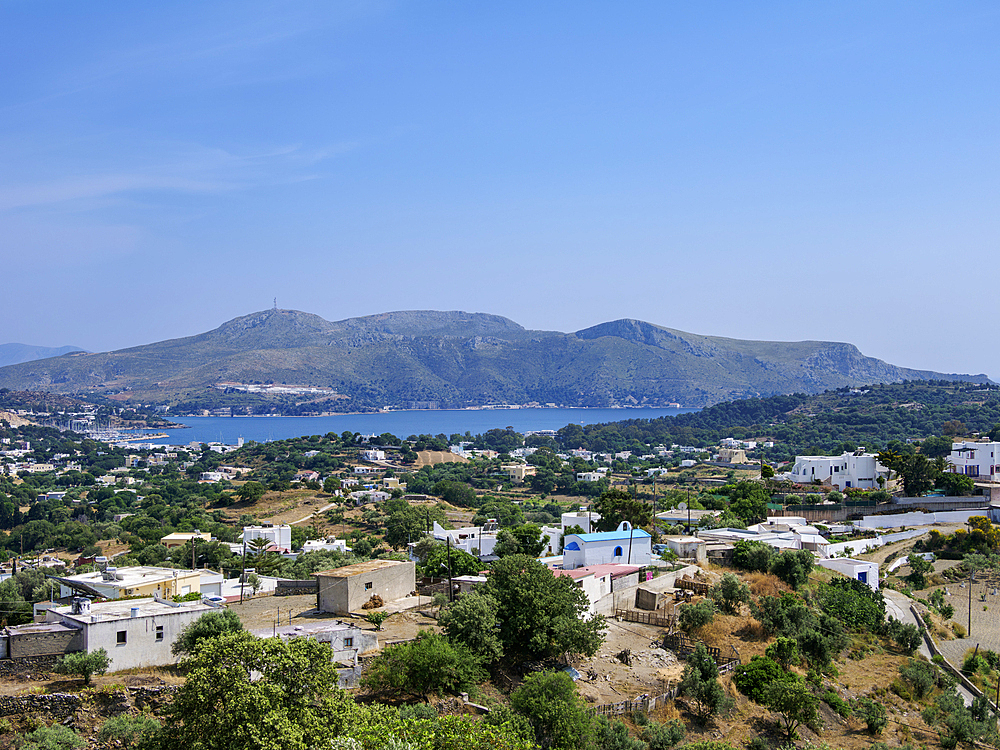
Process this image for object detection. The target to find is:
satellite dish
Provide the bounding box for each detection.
[678,502,687,510]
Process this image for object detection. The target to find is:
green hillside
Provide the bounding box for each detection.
[0,309,986,413]
[558,380,1000,460]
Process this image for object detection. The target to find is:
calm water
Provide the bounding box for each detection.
[145,407,699,446]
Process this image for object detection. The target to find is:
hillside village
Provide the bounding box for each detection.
[2,386,1000,748]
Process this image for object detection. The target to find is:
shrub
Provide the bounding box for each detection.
[709,573,751,615]
[53,649,110,685]
[97,713,161,748]
[733,655,796,703]
[732,540,776,573]
[643,719,686,749]
[678,599,716,632]
[856,698,887,735]
[886,617,923,655]
[511,671,593,750]
[769,550,814,590]
[16,724,86,750]
[592,716,645,750]
[821,689,851,718]
[899,658,938,699]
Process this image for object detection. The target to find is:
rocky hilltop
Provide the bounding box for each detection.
[0,309,986,411]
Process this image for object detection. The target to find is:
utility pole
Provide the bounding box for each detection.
[239,540,247,604]
[446,537,454,603]
[969,565,974,636]
[627,522,634,564]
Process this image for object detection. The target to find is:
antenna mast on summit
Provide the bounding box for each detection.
[273,297,277,311]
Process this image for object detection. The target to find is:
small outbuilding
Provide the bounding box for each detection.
[313,560,416,615]
[662,535,707,563]
[816,558,879,592]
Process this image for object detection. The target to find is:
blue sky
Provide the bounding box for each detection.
[2,2,998,378]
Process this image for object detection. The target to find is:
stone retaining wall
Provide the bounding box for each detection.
[0,655,59,679]
[0,693,82,719]
[0,685,179,723]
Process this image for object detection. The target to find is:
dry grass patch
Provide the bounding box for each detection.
[744,571,790,598]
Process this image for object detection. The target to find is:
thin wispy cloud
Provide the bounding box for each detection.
[0,141,353,211]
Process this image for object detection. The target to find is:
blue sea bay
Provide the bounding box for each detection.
[150,407,699,446]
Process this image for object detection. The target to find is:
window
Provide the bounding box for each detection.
[364,582,373,591]
[117,631,127,644]
[155,626,164,642]
[614,546,623,557]
[343,637,353,648]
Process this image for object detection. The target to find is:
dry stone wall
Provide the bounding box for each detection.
[0,655,59,679]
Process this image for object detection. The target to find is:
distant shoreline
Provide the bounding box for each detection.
[173,404,687,420]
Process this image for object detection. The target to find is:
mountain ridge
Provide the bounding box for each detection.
[0,309,986,411]
[0,343,85,369]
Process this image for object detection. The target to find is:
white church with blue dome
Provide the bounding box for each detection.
[562,521,652,570]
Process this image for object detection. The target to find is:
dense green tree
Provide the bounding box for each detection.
[765,636,800,669]
[709,572,750,614]
[733,655,797,703]
[171,609,245,656]
[905,553,934,589]
[235,481,266,503]
[360,630,485,701]
[439,592,503,662]
[493,529,522,557]
[937,471,975,496]
[484,555,604,661]
[770,549,814,590]
[765,679,819,739]
[159,631,353,750]
[420,543,481,578]
[593,489,652,531]
[510,670,593,750]
[818,578,885,634]
[920,435,954,459]
[731,539,775,573]
[726,481,769,525]
[678,643,732,724]
[510,523,547,557]
[0,578,34,625]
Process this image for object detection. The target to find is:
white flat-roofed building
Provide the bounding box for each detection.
[561,510,601,534]
[788,451,888,490]
[56,566,202,600]
[431,520,498,557]
[302,538,351,554]
[242,525,292,550]
[947,441,1000,479]
[45,597,215,671]
[816,558,879,592]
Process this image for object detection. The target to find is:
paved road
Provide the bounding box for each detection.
[884,589,974,706]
